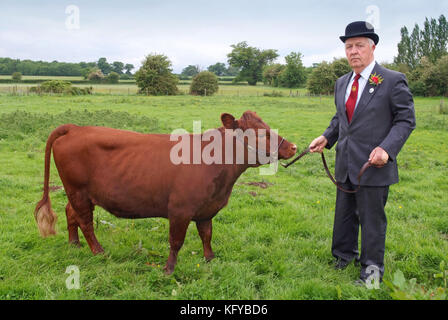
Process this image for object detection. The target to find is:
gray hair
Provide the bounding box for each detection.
[367,38,375,48]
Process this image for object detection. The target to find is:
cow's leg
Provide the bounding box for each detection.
[69,193,104,255]
[65,202,80,247]
[196,219,215,262]
[164,217,190,275]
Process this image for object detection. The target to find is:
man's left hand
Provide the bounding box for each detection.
[369,147,389,168]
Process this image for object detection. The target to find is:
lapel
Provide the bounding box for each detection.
[350,63,382,124]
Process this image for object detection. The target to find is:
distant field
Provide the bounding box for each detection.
[0,82,308,96]
[0,93,447,300]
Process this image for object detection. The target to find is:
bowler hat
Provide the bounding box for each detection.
[340,21,379,45]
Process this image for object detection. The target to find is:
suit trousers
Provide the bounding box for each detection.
[331,178,389,277]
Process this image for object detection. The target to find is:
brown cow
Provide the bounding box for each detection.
[34,111,296,274]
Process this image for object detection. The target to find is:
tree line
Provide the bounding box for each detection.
[0,57,134,78]
[3,14,447,96]
[390,14,448,96]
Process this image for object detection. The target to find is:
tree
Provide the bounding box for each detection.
[87,69,105,82]
[225,65,239,76]
[227,41,278,85]
[189,71,219,96]
[11,72,22,82]
[207,62,227,76]
[181,65,200,77]
[134,54,179,96]
[262,64,285,86]
[331,58,351,78]
[97,57,112,75]
[278,52,307,88]
[107,71,120,84]
[124,64,134,75]
[420,55,448,96]
[394,15,448,69]
[111,61,124,74]
[306,61,337,95]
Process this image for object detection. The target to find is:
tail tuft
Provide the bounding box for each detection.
[34,125,70,238]
[34,198,57,237]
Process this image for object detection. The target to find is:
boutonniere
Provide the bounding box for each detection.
[369,72,384,86]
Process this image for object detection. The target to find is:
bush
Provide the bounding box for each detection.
[87,69,105,82]
[421,55,448,96]
[29,80,91,95]
[67,86,92,95]
[40,80,72,93]
[263,64,285,87]
[263,91,284,97]
[307,62,336,95]
[189,71,219,96]
[106,72,120,84]
[12,72,22,82]
[306,58,351,95]
[135,54,179,96]
[409,80,427,96]
[119,73,133,80]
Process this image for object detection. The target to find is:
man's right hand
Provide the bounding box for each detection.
[309,135,328,153]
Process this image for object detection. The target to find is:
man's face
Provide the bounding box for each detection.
[345,37,375,71]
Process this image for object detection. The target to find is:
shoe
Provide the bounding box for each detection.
[334,258,352,270]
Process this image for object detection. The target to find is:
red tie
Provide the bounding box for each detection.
[346,73,361,123]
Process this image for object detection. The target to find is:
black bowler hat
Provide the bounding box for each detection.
[340,21,379,45]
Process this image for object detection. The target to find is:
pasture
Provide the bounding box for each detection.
[0,92,447,299]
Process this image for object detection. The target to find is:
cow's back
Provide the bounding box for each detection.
[52,125,177,218]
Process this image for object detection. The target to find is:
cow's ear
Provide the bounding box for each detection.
[221,113,237,129]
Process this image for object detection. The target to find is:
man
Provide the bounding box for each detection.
[309,21,416,285]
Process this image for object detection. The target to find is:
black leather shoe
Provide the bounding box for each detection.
[334,258,351,270]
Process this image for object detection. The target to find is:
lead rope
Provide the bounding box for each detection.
[281,147,372,194]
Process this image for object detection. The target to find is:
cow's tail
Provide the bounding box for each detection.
[34,125,71,237]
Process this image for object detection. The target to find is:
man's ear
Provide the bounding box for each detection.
[221,113,238,129]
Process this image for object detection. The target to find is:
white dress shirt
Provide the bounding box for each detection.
[344,60,376,109]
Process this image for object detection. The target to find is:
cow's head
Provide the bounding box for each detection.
[221,111,297,164]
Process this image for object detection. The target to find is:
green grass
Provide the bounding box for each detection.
[0,93,447,300]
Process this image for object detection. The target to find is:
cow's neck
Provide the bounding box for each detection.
[216,126,259,172]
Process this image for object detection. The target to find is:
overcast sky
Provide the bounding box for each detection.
[0,0,447,73]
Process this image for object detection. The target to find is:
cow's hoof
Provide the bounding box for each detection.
[69,240,81,248]
[205,253,215,262]
[163,265,174,275]
[92,248,105,255]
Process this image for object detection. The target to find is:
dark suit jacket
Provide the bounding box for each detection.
[323,63,416,186]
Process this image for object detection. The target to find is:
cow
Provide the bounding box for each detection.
[34,111,297,274]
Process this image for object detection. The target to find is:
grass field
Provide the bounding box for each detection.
[0,92,447,300]
[0,82,306,96]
